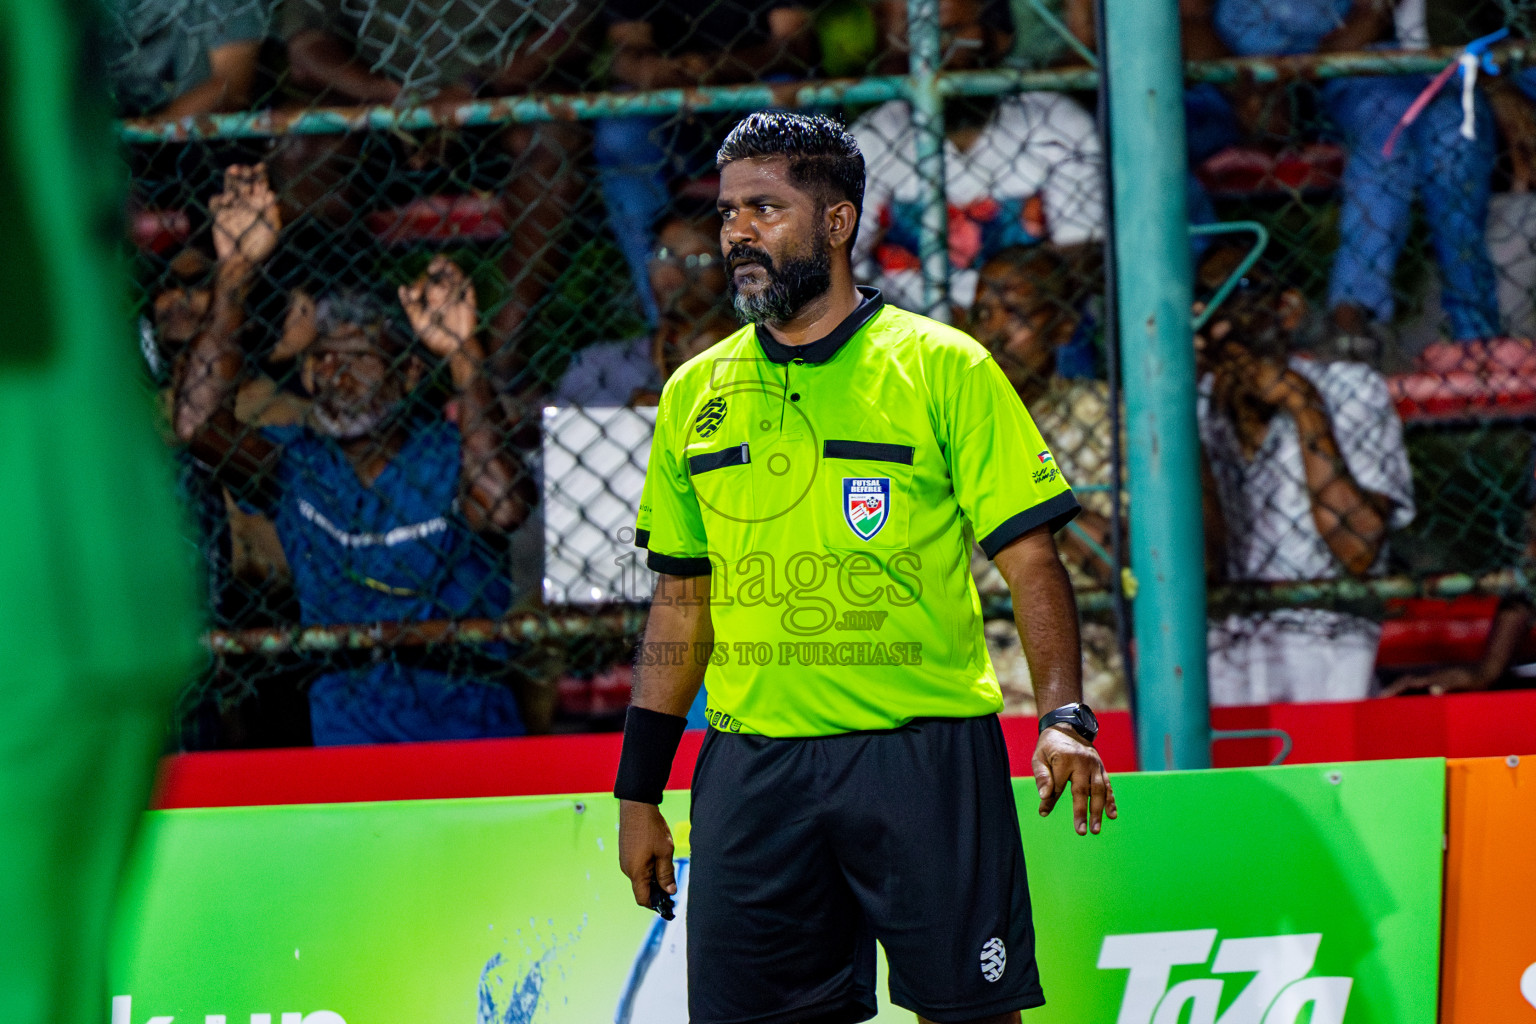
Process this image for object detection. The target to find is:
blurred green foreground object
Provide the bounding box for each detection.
[0,2,198,1023]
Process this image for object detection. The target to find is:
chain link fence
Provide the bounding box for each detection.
[108,0,1536,748]
[1180,1,1536,707]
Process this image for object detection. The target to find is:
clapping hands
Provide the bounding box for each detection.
[399,255,479,358]
[210,163,280,267]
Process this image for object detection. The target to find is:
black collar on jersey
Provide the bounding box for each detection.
[754,286,885,365]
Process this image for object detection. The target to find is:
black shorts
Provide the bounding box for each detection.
[687,715,1044,1024]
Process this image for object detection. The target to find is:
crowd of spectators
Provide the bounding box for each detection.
[110,0,1536,746]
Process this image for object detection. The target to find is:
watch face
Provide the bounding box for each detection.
[1041,703,1098,741]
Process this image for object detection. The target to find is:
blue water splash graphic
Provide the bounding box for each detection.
[477,919,586,1023]
[477,952,546,1024]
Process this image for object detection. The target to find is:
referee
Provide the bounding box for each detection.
[615,111,1116,1024]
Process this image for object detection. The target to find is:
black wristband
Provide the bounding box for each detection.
[614,706,689,804]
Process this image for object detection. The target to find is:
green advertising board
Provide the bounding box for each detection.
[109,758,1444,1024]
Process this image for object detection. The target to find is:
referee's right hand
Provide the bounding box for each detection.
[619,800,678,907]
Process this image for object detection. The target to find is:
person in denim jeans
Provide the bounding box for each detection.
[1216,0,1501,343]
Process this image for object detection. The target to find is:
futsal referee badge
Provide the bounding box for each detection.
[844,477,890,540]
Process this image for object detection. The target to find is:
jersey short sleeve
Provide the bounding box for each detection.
[636,393,712,577]
[216,0,271,47]
[278,0,342,39]
[944,356,1080,558]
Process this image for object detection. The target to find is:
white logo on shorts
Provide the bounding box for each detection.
[980,937,1007,982]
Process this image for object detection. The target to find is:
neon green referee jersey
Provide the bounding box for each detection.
[636,288,1079,737]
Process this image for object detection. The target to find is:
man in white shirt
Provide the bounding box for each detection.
[1195,245,1415,705]
[849,0,1104,312]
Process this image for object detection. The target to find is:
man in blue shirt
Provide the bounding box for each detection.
[177,165,535,743]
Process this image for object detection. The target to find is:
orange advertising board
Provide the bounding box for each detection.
[1442,756,1536,1022]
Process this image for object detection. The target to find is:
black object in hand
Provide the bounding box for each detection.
[648,871,676,921]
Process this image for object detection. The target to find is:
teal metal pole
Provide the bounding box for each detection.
[907,0,950,319]
[1103,0,1212,768]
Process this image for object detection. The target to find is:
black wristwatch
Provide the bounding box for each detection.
[1038,702,1099,744]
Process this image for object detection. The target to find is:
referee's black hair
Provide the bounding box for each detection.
[716,112,865,233]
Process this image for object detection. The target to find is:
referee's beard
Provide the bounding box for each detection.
[726,226,833,326]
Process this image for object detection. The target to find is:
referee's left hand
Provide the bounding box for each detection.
[1033,727,1116,836]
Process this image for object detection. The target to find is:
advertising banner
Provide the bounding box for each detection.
[1023,758,1443,1024]
[1440,755,1536,1023]
[110,759,1444,1024]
